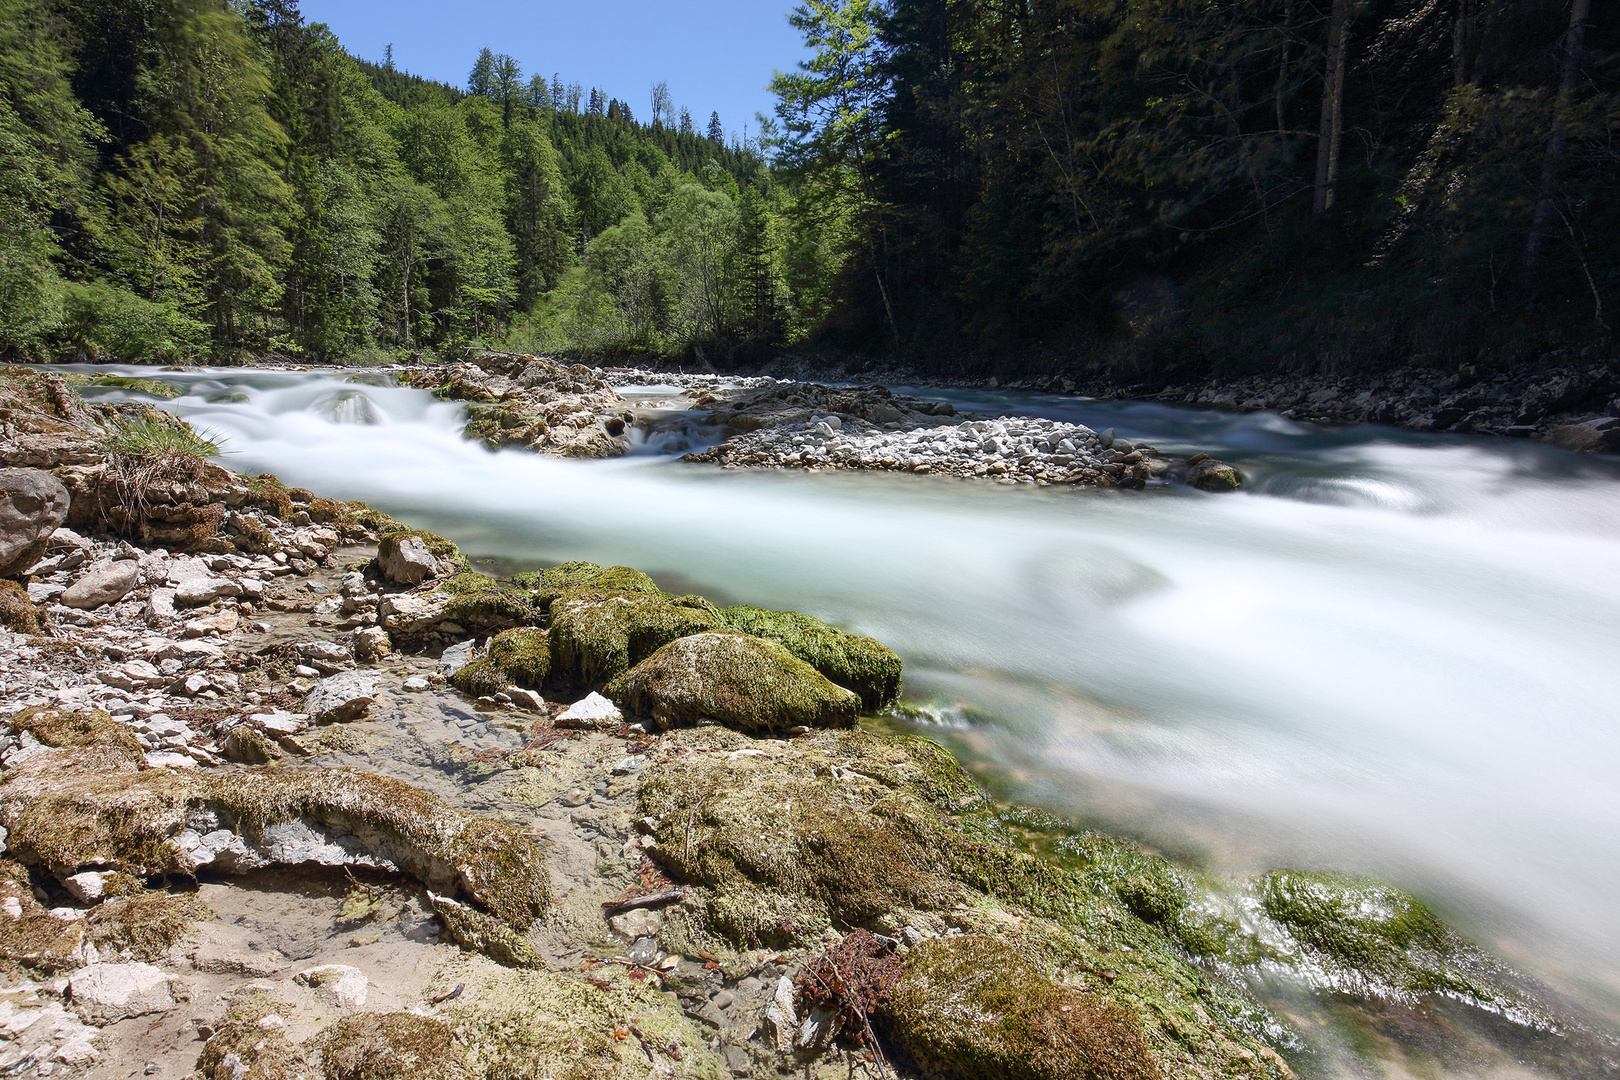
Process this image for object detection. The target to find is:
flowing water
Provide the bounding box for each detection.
[72,366,1620,1069]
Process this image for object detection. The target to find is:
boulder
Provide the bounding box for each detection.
[379,590,451,634]
[554,692,621,729]
[717,605,902,709]
[378,534,444,585]
[60,560,142,609]
[610,631,859,734]
[352,626,391,663]
[547,593,719,692]
[0,468,71,578]
[1549,417,1620,454]
[1185,457,1243,492]
[175,575,241,607]
[304,671,380,724]
[67,962,176,1023]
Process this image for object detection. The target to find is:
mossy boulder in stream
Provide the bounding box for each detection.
[547,592,718,691]
[433,573,540,634]
[890,934,1161,1080]
[487,627,550,688]
[513,560,663,612]
[717,604,902,709]
[610,631,860,734]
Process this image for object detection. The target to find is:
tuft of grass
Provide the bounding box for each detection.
[99,411,222,461]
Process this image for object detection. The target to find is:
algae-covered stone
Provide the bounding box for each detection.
[487,627,550,688]
[315,1012,475,1080]
[0,764,549,945]
[547,593,718,692]
[449,656,507,699]
[513,560,662,611]
[890,934,1160,1080]
[610,631,859,734]
[11,706,143,757]
[434,573,540,634]
[717,604,902,709]
[430,894,543,968]
[439,960,727,1080]
[0,579,44,634]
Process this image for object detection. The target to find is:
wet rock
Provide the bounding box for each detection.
[555,691,621,729]
[67,962,176,1023]
[1549,416,1620,453]
[608,907,665,940]
[439,638,483,677]
[548,592,719,691]
[60,559,141,609]
[1185,456,1243,491]
[717,605,902,709]
[379,590,452,634]
[0,468,71,578]
[303,671,379,724]
[352,626,391,663]
[610,631,859,734]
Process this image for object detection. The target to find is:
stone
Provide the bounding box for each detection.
[797,1005,842,1053]
[507,687,544,711]
[1549,417,1620,453]
[175,576,241,607]
[303,670,379,724]
[402,676,431,692]
[378,591,451,634]
[60,561,141,610]
[67,963,175,1023]
[145,588,178,624]
[352,626,390,663]
[378,535,444,585]
[764,976,797,1054]
[554,691,622,729]
[1185,457,1243,492]
[247,710,309,737]
[294,964,368,1010]
[182,608,239,638]
[63,871,105,904]
[143,752,197,769]
[608,907,666,940]
[0,468,71,578]
[223,726,283,765]
[439,638,483,677]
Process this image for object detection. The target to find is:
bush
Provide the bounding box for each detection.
[55,282,207,363]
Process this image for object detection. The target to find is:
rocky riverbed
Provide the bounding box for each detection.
[0,365,1604,1079]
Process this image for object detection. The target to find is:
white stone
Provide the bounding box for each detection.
[378,592,451,634]
[402,676,431,692]
[247,710,308,737]
[438,639,482,676]
[60,561,140,610]
[352,627,390,662]
[294,964,368,1010]
[175,576,241,607]
[507,687,544,711]
[143,752,196,770]
[144,588,178,624]
[608,907,665,940]
[379,536,444,585]
[62,872,105,904]
[67,963,175,1023]
[764,976,797,1054]
[303,671,379,724]
[555,692,621,729]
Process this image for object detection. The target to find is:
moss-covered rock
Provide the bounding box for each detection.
[449,656,507,699]
[487,627,550,689]
[0,580,44,634]
[10,706,143,757]
[513,560,663,612]
[438,960,727,1080]
[316,1012,476,1080]
[0,763,550,958]
[609,631,859,734]
[86,374,182,399]
[196,988,307,1079]
[717,604,902,709]
[85,891,212,963]
[0,860,85,973]
[889,934,1160,1080]
[433,573,539,634]
[377,529,470,576]
[547,593,718,692]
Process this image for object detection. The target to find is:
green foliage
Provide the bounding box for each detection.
[55,282,208,362]
[99,411,221,461]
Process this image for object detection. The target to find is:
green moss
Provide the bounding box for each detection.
[223,725,284,765]
[431,897,543,968]
[85,891,212,963]
[11,706,143,757]
[87,374,182,398]
[0,861,84,974]
[450,657,507,699]
[434,573,539,632]
[245,473,295,518]
[0,582,43,633]
[514,561,663,612]
[608,631,860,734]
[547,593,718,692]
[315,1012,475,1080]
[488,628,550,689]
[347,502,408,536]
[718,605,903,709]
[890,934,1160,1080]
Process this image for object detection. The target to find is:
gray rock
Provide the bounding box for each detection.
[764,976,797,1054]
[294,964,368,1010]
[609,907,665,940]
[145,588,178,624]
[379,535,444,585]
[555,691,622,729]
[352,626,391,663]
[0,468,70,578]
[378,591,451,634]
[175,576,241,607]
[1549,417,1620,454]
[439,638,483,676]
[303,671,379,724]
[797,1005,842,1053]
[63,871,105,903]
[67,962,176,1023]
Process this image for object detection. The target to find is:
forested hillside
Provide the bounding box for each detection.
[776,0,1619,379]
[2,0,1614,380]
[0,0,785,364]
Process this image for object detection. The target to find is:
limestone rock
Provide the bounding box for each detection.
[764,976,797,1054]
[175,576,241,607]
[0,468,71,578]
[60,560,140,609]
[554,692,621,729]
[352,626,390,663]
[378,535,444,585]
[295,964,369,1010]
[379,590,451,634]
[63,871,105,904]
[439,638,483,677]
[303,671,379,724]
[67,962,176,1023]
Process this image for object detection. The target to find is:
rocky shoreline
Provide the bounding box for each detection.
[0,364,1600,1078]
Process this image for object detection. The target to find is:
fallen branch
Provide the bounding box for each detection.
[601,887,688,914]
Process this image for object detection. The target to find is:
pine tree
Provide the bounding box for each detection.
[679,106,694,137]
[527,74,551,111]
[493,53,522,127]
[707,111,723,142]
[468,48,495,96]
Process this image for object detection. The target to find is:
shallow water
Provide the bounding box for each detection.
[72,365,1620,1061]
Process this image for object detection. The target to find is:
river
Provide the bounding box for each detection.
[76,365,1620,1067]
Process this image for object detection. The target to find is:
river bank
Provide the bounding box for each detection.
[1,364,1615,1078]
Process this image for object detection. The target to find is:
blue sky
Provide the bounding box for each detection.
[299,0,808,141]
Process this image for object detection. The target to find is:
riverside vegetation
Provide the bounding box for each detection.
[0,362,1607,1078]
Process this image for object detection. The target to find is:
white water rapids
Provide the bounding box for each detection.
[78,367,1620,1046]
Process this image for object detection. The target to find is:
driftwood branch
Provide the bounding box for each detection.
[601,887,688,915]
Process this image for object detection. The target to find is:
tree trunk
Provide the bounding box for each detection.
[1312,0,1351,215]
[1524,0,1591,273]
[1451,0,1470,87]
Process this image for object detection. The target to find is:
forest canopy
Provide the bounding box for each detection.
[1,0,1613,379]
